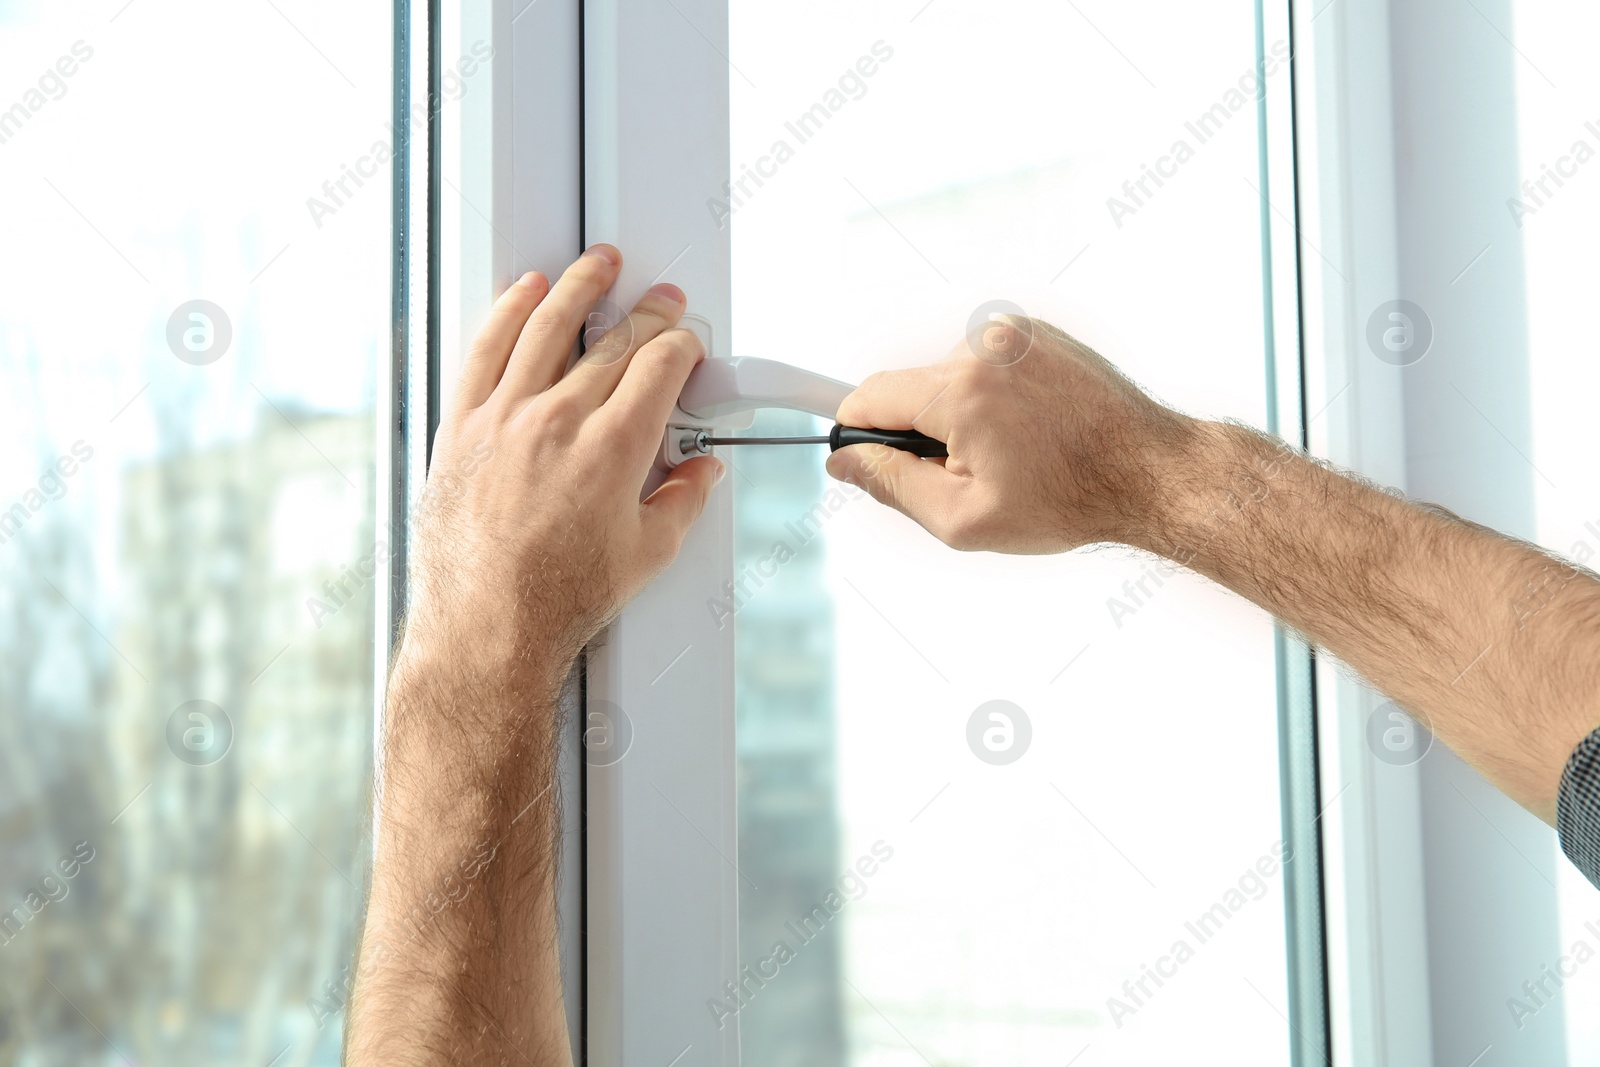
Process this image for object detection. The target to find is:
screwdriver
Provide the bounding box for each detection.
[685,425,947,458]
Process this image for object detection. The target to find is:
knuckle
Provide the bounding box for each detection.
[856,370,890,396]
[587,406,640,447]
[650,327,705,363]
[582,328,632,368]
[531,388,587,432]
[516,312,570,353]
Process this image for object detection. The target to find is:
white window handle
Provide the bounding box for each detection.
[660,357,854,469]
[676,356,853,423]
[659,358,857,467]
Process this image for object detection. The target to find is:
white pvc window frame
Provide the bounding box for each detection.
[425,0,740,1062]
[1290,4,1436,1061]
[1294,0,1573,1062]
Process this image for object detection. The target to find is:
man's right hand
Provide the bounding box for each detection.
[823,317,1202,555]
[825,312,1600,827]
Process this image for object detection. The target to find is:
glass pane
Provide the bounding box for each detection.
[727,3,1290,1064]
[0,3,390,1062]
[1513,2,1600,1061]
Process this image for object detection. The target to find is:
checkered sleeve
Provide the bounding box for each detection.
[1558,724,1600,890]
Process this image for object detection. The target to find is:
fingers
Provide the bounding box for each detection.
[825,443,969,543]
[556,283,687,407]
[641,455,725,556]
[604,326,706,457]
[497,245,624,400]
[454,271,550,411]
[834,362,958,439]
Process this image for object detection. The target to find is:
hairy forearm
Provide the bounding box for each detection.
[346,648,574,1066]
[1141,420,1600,821]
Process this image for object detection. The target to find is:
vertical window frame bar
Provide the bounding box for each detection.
[1259,0,1333,1062]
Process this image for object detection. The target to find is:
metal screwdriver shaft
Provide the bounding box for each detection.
[687,425,947,458]
[701,435,829,446]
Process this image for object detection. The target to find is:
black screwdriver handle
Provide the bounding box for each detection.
[828,424,948,458]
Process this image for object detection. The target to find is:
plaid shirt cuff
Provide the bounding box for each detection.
[1558,723,1600,891]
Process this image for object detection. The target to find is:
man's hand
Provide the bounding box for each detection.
[348,245,721,1066]
[826,315,1600,824]
[404,246,723,684]
[824,318,1197,554]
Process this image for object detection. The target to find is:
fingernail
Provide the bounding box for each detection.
[711,459,727,485]
[585,243,621,265]
[520,270,544,288]
[648,282,684,304]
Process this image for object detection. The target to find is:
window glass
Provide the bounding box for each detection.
[0,2,389,1062]
[1513,2,1600,1059]
[728,2,1292,1062]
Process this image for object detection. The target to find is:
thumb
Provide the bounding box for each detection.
[826,443,962,532]
[642,454,725,549]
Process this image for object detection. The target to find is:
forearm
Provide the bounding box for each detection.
[346,649,574,1066]
[1143,420,1600,821]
